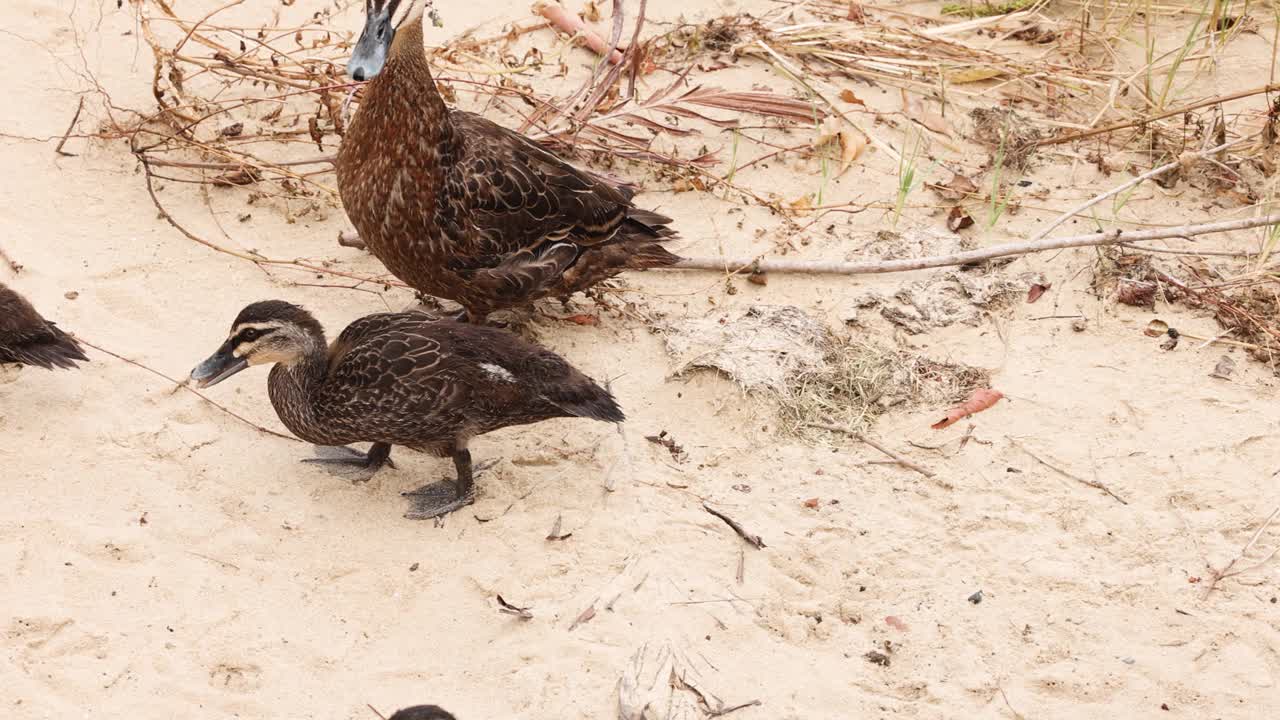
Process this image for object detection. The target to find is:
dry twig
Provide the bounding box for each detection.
[703,503,766,549]
[1010,438,1127,505]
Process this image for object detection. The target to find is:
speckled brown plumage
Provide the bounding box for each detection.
[0,282,87,370]
[389,706,456,720]
[190,300,623,518]
[337,8,680,322]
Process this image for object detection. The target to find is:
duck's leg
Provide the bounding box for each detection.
[302,442,395,483]
[402,445,480,520]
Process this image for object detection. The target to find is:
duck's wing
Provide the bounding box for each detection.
[0,283,87,369]
[319,314,464,421]
[444,112,671,257]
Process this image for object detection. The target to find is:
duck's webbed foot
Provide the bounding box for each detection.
[402,450,499,520]
[302,442,394,483]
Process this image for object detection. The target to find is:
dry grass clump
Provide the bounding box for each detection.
[776,335,989,440]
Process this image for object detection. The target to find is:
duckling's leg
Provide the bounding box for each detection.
[302,442,395,482]
[402,448,479,520]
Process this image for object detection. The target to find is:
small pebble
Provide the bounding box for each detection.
[968,590,983,604]
[64,291,78,300]
[409,562,419,572]
[1121,657,1135,665]
[1071,318,1087,332]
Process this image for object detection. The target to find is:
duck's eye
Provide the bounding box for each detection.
[239,328,261,342]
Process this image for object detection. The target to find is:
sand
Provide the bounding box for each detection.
[2,1,1279,718]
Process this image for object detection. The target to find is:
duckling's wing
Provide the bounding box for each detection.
[320,314,465,419]
[0,283,87,369]
[445,112,661,256]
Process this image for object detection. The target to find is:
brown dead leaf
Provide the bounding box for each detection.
[1117,280,1157,308]
[885,616,909,632]
[947,206,974,232]
[929,173,979,202]
[564,313,599,326]
[1026,283,1051,304]
[211,166,261,186]
[932,388,1004,430]
[901,89,952,137]
[813,116,867,177]
[802,497,821,509]
[839,88,866,106]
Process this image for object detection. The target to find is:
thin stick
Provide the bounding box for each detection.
[54,97,85,157]
[807,422,936,478]
[665,213,1280,276]
[702,503,766,549]
[366,704,388,720]
[1010,438,1127,505]
[1203,506,1280,598]
[0,244,19,273]
[78,338,297,443]
[1028,137,1244,243]
[1027,82,1280,150]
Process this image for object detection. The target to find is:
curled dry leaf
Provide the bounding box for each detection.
[1026,283,1050,304]
[1116,279,1156,307]
[947,206,974,232]
[1210,355,1236,380]
[928,173,979,202]
[813,116,867,177]
[1144,319,1169,337]
[932,388,1004,430]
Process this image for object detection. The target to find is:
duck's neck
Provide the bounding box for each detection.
[378,13,448,127]
[267,336,331,443]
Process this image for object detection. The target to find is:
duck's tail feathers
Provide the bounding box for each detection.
[3,325,88,370]
[544,383,626,424]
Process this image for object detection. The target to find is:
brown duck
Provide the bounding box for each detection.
[189,301,623,519]
[336,0,680,322]
[0,282,87,370]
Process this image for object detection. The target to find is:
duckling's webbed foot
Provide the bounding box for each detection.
[402,448,484,520]
[303,442,394,483]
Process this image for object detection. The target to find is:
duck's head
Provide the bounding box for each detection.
[348,0,429,82]
[389,707,457,720]
[190,301,325,388]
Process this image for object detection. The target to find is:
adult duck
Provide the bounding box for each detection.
[336,0,680,323]
[0,282,87,370]
[190,300,623,519]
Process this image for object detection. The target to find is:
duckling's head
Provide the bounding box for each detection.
[190,301,325,388]
[388,706,456,720]
[348,0,429,82]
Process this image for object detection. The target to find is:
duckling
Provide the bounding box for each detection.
[189,301,623,519]
[390,706,456,720]
[0,281,87,369]
[337,0,680,323]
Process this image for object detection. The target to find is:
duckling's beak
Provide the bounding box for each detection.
[348,6,393,82]
[190,341,248,389]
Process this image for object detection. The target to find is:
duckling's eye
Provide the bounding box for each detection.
[377,22,388,39]
[239,328,262,342]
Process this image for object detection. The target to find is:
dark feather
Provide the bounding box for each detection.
[0,282,87,370]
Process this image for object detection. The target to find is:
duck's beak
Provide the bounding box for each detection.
[348,5,394,82]
[190,341,248,389]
